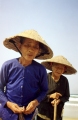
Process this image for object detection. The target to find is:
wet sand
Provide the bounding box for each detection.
[63,117,78,120]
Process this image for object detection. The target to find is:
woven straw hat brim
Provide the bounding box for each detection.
[3,30,53,60]
[41,55,77,75]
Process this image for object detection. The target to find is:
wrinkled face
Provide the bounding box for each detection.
[52,63,65,77]
[20,38,40,61]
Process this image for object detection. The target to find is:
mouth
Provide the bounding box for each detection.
[55,71,61,74]
[27,54,33,57]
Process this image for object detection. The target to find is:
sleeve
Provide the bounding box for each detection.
[60,78,70,103]
[0,62,9,107]
[36,66,48,103]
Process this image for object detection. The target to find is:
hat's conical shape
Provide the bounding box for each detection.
[41,55,77,75]
[3,30,53,60]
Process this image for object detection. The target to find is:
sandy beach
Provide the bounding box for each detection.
[63,117,78,120]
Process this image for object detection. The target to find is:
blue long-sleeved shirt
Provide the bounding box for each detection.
[0,58,48,120]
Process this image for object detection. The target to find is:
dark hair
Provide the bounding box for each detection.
[36,42,49,58]
[39,43,48,52]
[20,37,25,44]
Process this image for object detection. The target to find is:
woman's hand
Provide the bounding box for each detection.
[51,99,61,106]
[23,99,39,115]
[49,92,62,99]
[6,101,24,113]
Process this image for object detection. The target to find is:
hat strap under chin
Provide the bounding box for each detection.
[9,39,22,56]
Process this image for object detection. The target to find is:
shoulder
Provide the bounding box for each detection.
[60,75,68,80]
[1,58,17,68]
[47,72,52,78]
[60,75,69,83]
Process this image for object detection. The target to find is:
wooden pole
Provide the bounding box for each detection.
[53,99,57,120]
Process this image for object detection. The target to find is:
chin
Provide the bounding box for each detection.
[55,73,61,77]
[29,56,34,59]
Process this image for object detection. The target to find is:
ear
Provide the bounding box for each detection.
[18,42,22,49]
[64,66,67,73]
[49,62,52,66]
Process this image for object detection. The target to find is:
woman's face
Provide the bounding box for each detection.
[52,63,65,77]
[19,38,40,61]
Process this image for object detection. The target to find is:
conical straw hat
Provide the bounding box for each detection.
[41,55,77,75]
[3,29,53,60]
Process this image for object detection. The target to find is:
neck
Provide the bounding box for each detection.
[19,57,32,66]
[51,73,60,82]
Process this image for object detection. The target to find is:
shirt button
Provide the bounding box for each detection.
[21,86,23,88]
[21,95,23,97]
[9,114,12,117]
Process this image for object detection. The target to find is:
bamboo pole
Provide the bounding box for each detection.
[53,99,57,120]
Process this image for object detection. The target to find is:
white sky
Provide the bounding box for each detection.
[0,0,78,94]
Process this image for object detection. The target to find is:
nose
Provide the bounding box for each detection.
[28,48,35,53]
[29,47,34,52]
[29,46,36,52]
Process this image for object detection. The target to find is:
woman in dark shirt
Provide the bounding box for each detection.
[37,55,77,120]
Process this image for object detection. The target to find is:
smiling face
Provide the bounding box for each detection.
[52,63,65,77]
[19,38,40,61]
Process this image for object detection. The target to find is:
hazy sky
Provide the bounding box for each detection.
[0,0,78,94]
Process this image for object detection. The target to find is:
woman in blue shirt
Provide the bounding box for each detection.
[0,30,53,120]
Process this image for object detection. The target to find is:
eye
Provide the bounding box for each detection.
[23,43,39,49]
[24,44,30,47]
[33,45,39,49]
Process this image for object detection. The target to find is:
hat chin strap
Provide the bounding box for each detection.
[9,39,22,56]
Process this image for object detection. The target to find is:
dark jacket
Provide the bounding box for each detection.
[38,72,70,120]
